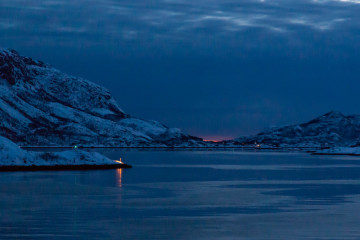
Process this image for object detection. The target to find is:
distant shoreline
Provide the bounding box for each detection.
[20,146,328,150]
[0,163,132,172]
[311,152,360,156]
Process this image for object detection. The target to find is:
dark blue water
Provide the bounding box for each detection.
[1,150,360,240]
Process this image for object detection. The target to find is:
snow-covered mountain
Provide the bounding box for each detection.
[227,111,360,147]
[0,48,203,147]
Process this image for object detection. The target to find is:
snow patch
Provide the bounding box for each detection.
[0,136,117,166]
[315,147,360,155]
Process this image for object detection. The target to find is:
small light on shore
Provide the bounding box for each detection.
[115,158,123,164]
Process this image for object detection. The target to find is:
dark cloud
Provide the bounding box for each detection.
[1,0,359,43]
[1,0,360,139]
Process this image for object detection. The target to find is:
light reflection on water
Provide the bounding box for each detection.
[1,150,360,239]
[116,168,122,188]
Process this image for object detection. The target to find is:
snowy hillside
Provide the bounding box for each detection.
[0,48,203,147]
[0,136,123,167]
[226,111,360,148]
[314,147,360,155]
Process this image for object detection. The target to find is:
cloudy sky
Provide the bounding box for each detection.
[1,0,360,140]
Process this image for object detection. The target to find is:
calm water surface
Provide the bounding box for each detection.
[1,150,360,240]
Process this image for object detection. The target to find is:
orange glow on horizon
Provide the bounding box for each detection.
[204,139,223,142]
[203,136,233,142]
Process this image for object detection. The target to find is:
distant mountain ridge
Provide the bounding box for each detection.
[0,48,202,147]
[227,111,360,147]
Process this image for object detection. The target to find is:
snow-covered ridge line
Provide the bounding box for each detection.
[0,48,204,147]
[225,111,360,148]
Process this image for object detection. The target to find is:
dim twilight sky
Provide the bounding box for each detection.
[1,0,360,140]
